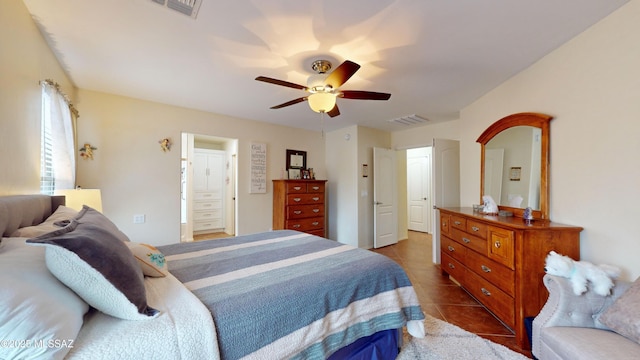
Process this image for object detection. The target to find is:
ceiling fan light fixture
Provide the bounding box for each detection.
[308,93,337,113]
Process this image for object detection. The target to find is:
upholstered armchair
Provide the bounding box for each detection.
[532,274,640,360]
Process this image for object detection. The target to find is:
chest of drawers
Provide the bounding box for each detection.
[272,180,327,237]
[439,207,582,349]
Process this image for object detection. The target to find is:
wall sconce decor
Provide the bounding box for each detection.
[159,138,172,152]
[79,143,97,160]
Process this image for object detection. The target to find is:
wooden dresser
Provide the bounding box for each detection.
[439,207,582,349]
[272,180,327,237]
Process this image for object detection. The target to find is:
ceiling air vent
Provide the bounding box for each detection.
[388,114,429,127]
[151,0,202,19]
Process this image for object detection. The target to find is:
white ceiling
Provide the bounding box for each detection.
[23,0,628,132]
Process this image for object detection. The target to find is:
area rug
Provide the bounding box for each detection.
[398,316,530,360]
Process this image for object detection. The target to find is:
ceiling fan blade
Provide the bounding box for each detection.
[341,90,391,100]
[325,60,361,89]
[327,104,340,117]
[270,97,307,109]
[256,76,308,91]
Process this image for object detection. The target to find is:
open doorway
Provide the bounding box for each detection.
[181,132,238,242]
[397,140,459,265]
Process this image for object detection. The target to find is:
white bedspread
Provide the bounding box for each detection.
[66,273,219,360]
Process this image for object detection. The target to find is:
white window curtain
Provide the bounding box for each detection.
[41,80,76,194]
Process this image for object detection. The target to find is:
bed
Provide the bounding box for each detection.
[0,195,425,360]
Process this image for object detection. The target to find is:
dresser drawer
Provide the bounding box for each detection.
[465,249,515,296]
[306,182,325,193]
[441,253,465,283]
[287,193,324,205]
[194,209,222,221]
[440,213,451,237]
[487,226,515,269]
[287,204,324,219]
[194,219,223,231]
[194,192,217,201]
[194,200,222,211]
[306,229,325,237]
[441,235,466,263]
[286,182,308,193]
[451,228,487,255]
[286,217,324,231]
[465,269,515,328]
[466,220,487,239]
[451,215,467,230]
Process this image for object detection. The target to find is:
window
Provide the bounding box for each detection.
[40,80,77,194]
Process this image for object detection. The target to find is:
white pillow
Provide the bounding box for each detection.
[10,205,78,238]
[0,237,89,360]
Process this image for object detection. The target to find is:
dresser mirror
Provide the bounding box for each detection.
[477,112,553,219]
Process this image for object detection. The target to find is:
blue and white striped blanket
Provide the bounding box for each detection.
[159,230,424,360]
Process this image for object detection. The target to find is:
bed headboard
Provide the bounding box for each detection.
[0,195,65,237]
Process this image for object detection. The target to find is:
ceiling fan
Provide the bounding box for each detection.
[255,59,391,117]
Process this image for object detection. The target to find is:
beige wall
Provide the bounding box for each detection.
[325,125,391,248]
[392,0,640,280]
[459,0,640,280]
[356,126,391,249]
[325,126,359,245]
[0,0,75,195]
[75,90,326,245]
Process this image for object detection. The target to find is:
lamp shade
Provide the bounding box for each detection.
[308,93,337,113]
[54,189,103,212]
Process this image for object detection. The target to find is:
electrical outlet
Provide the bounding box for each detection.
[133,214,145,224]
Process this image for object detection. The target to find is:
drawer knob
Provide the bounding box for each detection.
[312,197,320,201]
[481,265,492,273]
[312,186,319,190]
[293,210,302,215]
[447,245,455,252]
[292,224,301,228]
[471,226,480,232]
[312,222,319,226]
[454,221,462,225]
[494,240,502,249]
[294,186,302,190]
[448,263,455,269]
[293,198,301,202]
[462,237,471,244]
[481,288,492,296]
[312,209,320,213]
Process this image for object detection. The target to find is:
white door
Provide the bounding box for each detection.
[407,148,431,233]
[192,152,209,192]
[374,147,398,248]
[432,139,460,264]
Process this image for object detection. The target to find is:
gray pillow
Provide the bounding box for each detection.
[10,205,78,238]
[27,206,158,320]
[600,277,640,344]
[73,205,130,242]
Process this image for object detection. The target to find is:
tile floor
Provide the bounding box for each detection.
[371,230,533,358]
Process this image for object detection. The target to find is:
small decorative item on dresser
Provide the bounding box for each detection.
[481,195,498,214]
[523,207,534,224]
